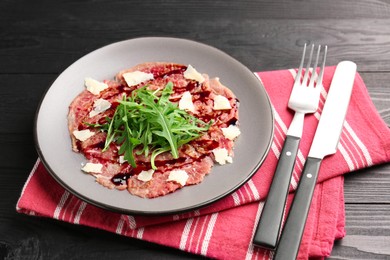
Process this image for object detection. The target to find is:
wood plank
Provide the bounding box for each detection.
[343,204,390,235]
[360,73,390,123]
[1,18,390,73]
[344,164,390,204]
[331,204,390,259]
[0,134,36,171]
[1,0,390,73]
[2,0,390,21]
[331,236,390,259]
[0,74,55,134]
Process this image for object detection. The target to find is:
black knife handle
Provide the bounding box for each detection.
[273,157,322,260]
[253,135,300,249]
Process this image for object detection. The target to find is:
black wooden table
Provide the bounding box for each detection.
[1,1,389,259]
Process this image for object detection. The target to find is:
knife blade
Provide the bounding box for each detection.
[273,61,357,260]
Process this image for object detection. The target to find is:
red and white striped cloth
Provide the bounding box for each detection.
[17,67,390,259]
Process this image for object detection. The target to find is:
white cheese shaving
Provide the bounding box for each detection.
[89,98,111,117]
[167,169,189,186]
[213,95,232,110]
[85,77,109,95]
[72,129,95,141]
[179,91,195,113]
[221,125,241,140]
[137,169,155,182]
[122,71,154,87]
[118,156,126,164]
[81,162,103,173]
[212,148,233,165]
[184,64,205,83]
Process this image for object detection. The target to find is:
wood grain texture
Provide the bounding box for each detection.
[330,205,390,259]
[360,73,390,123]
[1,19,390,73]
[1,0,389,259]
[344,165,390,204]
[0,75,54,134]
[1,1,390,73]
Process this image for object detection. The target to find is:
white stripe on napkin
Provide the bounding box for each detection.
[53,190,70,219]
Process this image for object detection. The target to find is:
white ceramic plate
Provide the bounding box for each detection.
[35,37,274,215]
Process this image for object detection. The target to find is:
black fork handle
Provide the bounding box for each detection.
[253,135,300,249]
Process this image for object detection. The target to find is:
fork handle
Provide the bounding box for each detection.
[252,135,300,249]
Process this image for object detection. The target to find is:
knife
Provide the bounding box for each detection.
[273,61,357,260]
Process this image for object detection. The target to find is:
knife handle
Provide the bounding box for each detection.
[253,135,300,249]
[273,157,322,260]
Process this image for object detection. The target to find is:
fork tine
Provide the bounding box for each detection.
[294,43,307,85]
[302,44,315,85]
[308,45,321,87]
[316,45,328,86]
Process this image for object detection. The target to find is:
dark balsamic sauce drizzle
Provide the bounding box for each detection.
[110,156,202,186]
[111,173,129,186]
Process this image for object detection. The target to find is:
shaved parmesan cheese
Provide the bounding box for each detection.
[179,91,195,113]
[167,169,189,186]
[212,148,233,165]
[73,129,95,141]
[85,78,109,95]
[123,71,154,87]
[137,169,155,182]
[184,64,205,83]
[213,95,231,110]
[81,162,103,173]
[89,98,111,117]
[118,156,126,164]
[221,125,241,140]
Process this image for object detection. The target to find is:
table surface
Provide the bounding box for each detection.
[1,0,390,259]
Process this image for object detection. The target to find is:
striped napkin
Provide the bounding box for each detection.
[17,67,390,259]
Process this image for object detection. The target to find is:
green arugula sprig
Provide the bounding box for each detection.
[91,82,211,169]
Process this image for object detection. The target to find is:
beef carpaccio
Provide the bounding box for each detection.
[68,62,240,198]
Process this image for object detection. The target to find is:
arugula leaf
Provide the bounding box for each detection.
[92,82,210,169]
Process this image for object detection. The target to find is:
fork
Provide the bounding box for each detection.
[253,44,327,249]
